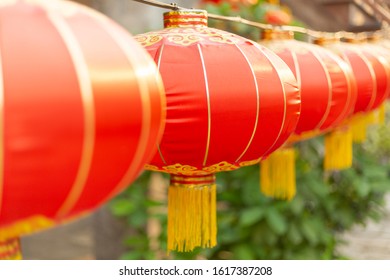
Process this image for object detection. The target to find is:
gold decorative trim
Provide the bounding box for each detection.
[198,45,212,167]
[234,44,260,162]
[49,13,95,218]
[239,157,262,167]
[203,161,239,173]
[135,34,163,48]
[0,237,22,260]
[163,164,209,176]
[287,129,324,143]
[146,161,240,175]
[0,216,54,241]
[144,164,160,172]
[134,27,243,48]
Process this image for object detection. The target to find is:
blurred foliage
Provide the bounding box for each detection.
[200,0,306,41]
[111,103,390,259]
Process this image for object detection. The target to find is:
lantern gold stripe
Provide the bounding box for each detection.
[258,46,287,156]
[310,49,332,130]
[197,45,211,167]
[0,43,4,217]
[234,44,260,162]
[156,44,167,165]
[50,14,96,218]
[332,57,353,125]
[291,52,301,97]
[376,54,390,107]
[98,18,154,200]
[353,51,377,111]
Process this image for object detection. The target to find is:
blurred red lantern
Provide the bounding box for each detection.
[135,10,300,252]
[319,37,390,142]
[0,0,166,259]
[264,9,292,25]
[260,30,357,199]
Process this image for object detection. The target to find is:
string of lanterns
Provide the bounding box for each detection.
[0,0,389,259]
[130,0,390,253]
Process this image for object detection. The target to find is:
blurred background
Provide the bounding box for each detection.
[21,0,390,260]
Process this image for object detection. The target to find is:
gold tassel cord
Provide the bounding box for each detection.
[260,147,296,200]
[0,237,22,260]
[167,174,217,253]
[324,127,353,171]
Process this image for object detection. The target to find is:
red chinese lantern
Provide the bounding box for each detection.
[135,10,301,252]
[259,30,357,200]
[319,37,390,142]
[0,0,166,259]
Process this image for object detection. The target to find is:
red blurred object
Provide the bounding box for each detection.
[264,9,292,25]
[0,0,165,259]
[259,30,357,200]
[201,0,222,3]
[318,37,390,143]
[135,9,300,252]
[261,30,356,141]
[321,38,390,114]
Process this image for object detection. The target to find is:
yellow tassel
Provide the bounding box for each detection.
[350,113,368,143]
[260,147,296,200]
[0,237,22,260]
[324,127,353,171]
[167,174,217,252]
[377,103,386,125]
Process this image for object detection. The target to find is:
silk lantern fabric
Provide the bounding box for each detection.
[259,30,357,200]
[0,0,165,259]
[135,10,301,252]
[320,38,390,142]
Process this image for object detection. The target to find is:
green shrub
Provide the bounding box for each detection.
[110,125,390,259]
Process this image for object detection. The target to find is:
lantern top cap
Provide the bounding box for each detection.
[163,9,208,28]
[260,29,294,40]
[313,36,340,46]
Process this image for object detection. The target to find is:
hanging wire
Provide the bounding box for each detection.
[129,0,388,40]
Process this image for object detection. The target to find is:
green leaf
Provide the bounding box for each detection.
[110,199,135,217]
[300,219,318,245]
[266,208,288,235]
[355,179,370,197]
[289,196,305,216]
[288,223,302,245]
[239,207,265,227]
[232,244,255,260]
